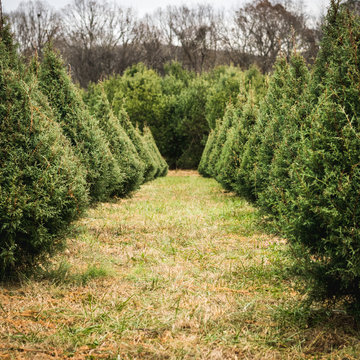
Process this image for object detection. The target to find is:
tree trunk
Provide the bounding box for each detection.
[0,0,3,31]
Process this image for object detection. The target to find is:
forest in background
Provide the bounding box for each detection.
[7,0,323,87]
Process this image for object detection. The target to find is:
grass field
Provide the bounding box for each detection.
[1,171,359,359]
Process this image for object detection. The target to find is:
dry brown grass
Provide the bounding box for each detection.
[0,171,359,359]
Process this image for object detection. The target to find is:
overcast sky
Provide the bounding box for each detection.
[3,0,328,18]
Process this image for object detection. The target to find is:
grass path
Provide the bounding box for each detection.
[1,171,359,359]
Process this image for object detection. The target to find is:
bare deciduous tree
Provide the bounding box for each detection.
[164,4,223,72]
[7,0,322,85]
[132,15,169,72]
[225,0,318,71]
[9,0,61,57]
[0,0,4,30]
[62,0,136,86]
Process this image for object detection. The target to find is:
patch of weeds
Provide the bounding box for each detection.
[77,265,109,285]
[38,260,72,285]
[39,261,111,285]
[272,302,315,330]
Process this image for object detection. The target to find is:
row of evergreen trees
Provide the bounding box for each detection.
[102,62,266,169]
[0,24,167,277]
[199,0,360,314]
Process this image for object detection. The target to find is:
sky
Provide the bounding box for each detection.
[3,0,328,18]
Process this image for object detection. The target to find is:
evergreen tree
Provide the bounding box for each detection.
[207,92,247,179]
[243,57,292,201]
[216,91,258,192]
[205,66,244,129]
[0,33,88,275]
[83,83,145,195]
[142,126,168,177]
[38,47,123,202]
[117,107,157,182]
[256,54,310,214]
[207,105,237,179]
[175,77,210,169]
[198,128,216,177]
[279,3,360,312]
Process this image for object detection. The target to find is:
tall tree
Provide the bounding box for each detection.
[0,0,3,30]
[228,0,317,71]
[164,4,223,72]
[62,0,136,86]
[9,0,61,58]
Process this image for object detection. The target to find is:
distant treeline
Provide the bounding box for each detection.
[7,0,323,87]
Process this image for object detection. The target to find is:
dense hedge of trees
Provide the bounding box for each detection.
[0,24,167,277]
[101,62,265,169]
[199,0,360,315]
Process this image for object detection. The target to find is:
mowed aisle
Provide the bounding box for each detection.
[0,171,358,359]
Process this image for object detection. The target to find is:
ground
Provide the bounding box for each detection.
[0,171,359,359]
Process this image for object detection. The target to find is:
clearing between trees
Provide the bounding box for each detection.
[0,171,359,359]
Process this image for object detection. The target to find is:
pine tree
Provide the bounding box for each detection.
[198,129,216,177]
[142,126,168,177]
[207,101,244,179]
[38,47,123,202]
[216,91,258,192]
[0,33,88,276]
[117,107,157,182]
[83,83,145,195]
[256,54,310,214]
[279,3,360,312]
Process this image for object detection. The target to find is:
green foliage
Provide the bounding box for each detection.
[116,107,157,182]
[0,41,88,275]
[197,1,360,315]
[175,77,210,169]
[198,129,215,177]
[83,83,145,196]
[244,65,268,103]
[207,93,247,179]
[209,104,242,179]
[0,21,21,72]
[163,61,194,86]
[142,126,168,177]
[38,47,123,202]
[205,66,244,129]
[216,91,258,192]
[110,63,163,132]
[255,55,310,211]
[198,65,266,191]
[278,6,360,311]
[105,62,264,169]
[310,0,342,99]
[239,57,291,201]
[199,66,265,179]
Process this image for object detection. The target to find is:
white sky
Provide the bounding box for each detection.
[3,0,328,18]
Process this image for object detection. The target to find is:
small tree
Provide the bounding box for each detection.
[255,54,310,214]
[216,91,258,192]
[205,66,244,129]
[143,126,168,177]
[39,47,123,202]
[0,31,88,276]
[84,83,145,195]
[207,93,246,179]
[198,128,216,177]
[117,107,157,182]
[176,77,210,169]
